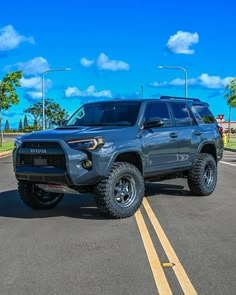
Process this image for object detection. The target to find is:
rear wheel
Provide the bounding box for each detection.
[188,153,217,196]
[18,181,64,209]
[95,162,144,218]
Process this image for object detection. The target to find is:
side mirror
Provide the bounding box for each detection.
[144,117,165,128]
[59,119,68,126]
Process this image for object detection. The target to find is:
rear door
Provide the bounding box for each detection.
[169,102,200,167]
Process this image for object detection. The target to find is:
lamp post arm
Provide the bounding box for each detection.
[157,65,188,98]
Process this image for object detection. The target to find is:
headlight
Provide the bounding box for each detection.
[14,137,22,149]
[67,137,104,151]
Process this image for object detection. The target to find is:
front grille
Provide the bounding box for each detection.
[22,142,61,148]
[19,154,65,169]
[18,141,66,169]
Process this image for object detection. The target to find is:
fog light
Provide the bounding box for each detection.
[82,160,92,169]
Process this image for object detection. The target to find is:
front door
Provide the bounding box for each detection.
[141,101,179,174]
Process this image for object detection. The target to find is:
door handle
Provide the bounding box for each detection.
[194,130,202,136]
[170,132,178,138]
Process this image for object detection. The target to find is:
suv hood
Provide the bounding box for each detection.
[19,126,139,142]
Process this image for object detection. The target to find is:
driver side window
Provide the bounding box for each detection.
[144,102,171,127]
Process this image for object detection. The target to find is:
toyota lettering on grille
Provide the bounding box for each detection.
[30,149,47,154]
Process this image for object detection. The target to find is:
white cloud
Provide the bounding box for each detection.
[167,31,199,54]
[25,91,42,100]
[80,53,130,71]
[97,53,130,71]
[20,76,52,90]
[150,73,233,89]
[149,81,167,87]
[16,57,50,76]
[65,85,112,98]
[80,57,94,67]
[20,77,42,90]
[170,74,232,89]
[196,74,232,88]
[169,78,188,86]
[0,25,35,51]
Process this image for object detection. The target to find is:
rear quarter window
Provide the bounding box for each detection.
[191,104,216,124]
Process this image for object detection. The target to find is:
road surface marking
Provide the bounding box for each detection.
[143,197,198,295]
[220,161,236,167]
[135,209,173,295]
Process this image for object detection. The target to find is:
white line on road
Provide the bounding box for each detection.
[220,161,236,167]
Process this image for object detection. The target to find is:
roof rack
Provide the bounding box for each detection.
[160,95,200,102]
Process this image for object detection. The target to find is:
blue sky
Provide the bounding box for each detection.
[0,0,235,128]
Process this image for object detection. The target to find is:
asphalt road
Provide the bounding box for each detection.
[0,151,236,295]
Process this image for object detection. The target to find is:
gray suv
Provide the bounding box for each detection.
[13,96,224,218]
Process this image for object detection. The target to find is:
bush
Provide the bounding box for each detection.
[23,126,42,133]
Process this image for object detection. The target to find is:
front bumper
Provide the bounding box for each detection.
[14,139,110,186]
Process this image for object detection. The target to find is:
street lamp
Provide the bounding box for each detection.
[0,80,3,147]
[140,84,144,98]
[157,65,188,98]
[42,68,71,130]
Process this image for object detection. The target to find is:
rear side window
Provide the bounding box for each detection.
[144,102,171,127]
[191,104,215,124]
[171,102,193,127]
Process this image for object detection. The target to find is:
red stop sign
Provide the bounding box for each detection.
[218,114,224,120]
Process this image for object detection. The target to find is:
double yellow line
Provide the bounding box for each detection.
[135,198,197,295]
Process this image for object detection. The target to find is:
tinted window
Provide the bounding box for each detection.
[66,102,141,126]
[191,104,215,124]
[144,102,171,127]
[171,103,192,127]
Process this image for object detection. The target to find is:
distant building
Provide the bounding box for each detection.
[216,117,236,133]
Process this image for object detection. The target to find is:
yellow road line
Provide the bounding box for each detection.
[143,197,198,295]
[135,209,173,295]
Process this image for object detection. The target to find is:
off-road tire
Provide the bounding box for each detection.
[188,153,217,196]
[18,181,64,209]
[95,162,144,219]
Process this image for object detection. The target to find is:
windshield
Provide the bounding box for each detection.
[66,101,141,127]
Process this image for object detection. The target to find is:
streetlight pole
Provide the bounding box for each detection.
[42,68,71,130]
[157,65,188,98]
[0,80,3,147]
[140,84,144,98]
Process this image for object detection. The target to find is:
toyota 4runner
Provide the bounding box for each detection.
[13,96,224,218]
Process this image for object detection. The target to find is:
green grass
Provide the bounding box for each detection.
[0,142,14,153]
[225,138,236,148]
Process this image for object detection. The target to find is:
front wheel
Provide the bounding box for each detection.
[188,153,217,196]
[18,182,64,209]
[95,162,144,219]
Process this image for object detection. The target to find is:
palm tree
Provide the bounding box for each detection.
[225,78,236,142]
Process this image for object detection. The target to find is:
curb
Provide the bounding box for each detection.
[0,150,13,158]
[224,148,236,153]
